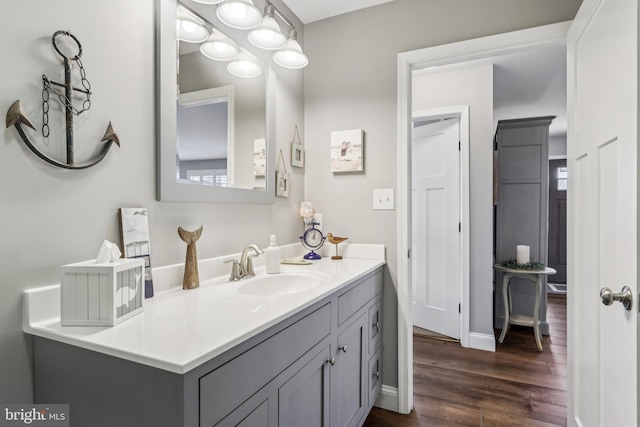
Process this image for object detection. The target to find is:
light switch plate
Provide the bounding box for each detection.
[373,189,395,210]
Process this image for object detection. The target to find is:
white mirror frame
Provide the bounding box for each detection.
[156,0,276,204]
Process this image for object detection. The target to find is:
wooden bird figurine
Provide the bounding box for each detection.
[327,233,348,260]
[178,225,203,290]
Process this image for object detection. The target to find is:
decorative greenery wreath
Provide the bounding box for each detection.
[501,259,546,271]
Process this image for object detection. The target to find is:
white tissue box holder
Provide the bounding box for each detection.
[60,258,146,326]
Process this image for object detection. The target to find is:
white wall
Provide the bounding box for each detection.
[0,0,304,402]
[413,65,495,336]
[303,0,582,389]
[549,134,568,157]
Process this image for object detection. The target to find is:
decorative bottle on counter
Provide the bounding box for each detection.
[266,235,281,274]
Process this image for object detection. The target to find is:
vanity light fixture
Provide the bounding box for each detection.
[273,28,308,69]
[177,5,209,43]
[200,30,239,61]
[216,0,263,30]
[227,50,262,78]
[247,4,287,50]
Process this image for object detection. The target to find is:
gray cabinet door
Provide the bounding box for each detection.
[331,313,367,427]
[278,345,331,427]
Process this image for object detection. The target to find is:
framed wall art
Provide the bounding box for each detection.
[118,208,154,298]
[253,138,266,177]
[276,150,290,198]
[330,129,364,173]
[291,125,304,168]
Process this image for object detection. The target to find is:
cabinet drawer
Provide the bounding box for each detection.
[368,348,382,407]
[368,298,382,354]
[338,270,382,325]
[200,304,331,426]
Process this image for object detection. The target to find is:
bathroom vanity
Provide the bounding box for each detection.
[24,250,384,427]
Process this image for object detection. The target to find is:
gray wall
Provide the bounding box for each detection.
[303,0,582,389]
[0,0,304,402]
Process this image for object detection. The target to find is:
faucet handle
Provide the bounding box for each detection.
[223,258,241,281]
[245,255,258,276]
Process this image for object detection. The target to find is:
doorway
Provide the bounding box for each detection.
[396,22,571,414]
[411,116,462,340]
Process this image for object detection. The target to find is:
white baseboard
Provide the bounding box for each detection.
[374,385,399,412]
[469,332,496,352]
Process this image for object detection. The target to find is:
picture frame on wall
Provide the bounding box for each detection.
[118,208,154,298]
[291,125,304,168]
[253,138,266,177]
[330,129,364,173]
[276,150,290,198]
[291,142,304,168]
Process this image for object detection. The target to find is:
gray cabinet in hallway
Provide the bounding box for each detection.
[494,116,554,336]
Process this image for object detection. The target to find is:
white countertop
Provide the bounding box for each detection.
[24,246,385,374]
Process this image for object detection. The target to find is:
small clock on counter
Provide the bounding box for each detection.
[300,219,326,260]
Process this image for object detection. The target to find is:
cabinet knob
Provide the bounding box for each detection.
[326,357,336,366]
[373,371,380,379]
[339,345,348,353]
[373,321,380,331]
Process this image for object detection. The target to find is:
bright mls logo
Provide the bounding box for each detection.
[0,405,69,426]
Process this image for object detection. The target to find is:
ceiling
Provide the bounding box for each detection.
[282,0,394,23]
[493,44,567,137]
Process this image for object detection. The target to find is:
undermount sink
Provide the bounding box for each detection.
[237,271,329,296]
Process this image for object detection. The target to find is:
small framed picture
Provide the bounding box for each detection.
[291,141,304,168]
[276,170,290,197]
[331,129,364,173]
[118,208,154,298]
[253,138,266,177]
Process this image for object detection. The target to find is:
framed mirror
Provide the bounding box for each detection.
[156,0,275,204]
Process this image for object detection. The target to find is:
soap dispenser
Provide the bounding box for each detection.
[266,235,281,274]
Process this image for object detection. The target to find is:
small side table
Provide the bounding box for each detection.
[494,265,556,351]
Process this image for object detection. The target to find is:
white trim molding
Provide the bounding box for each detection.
[375,385,399,413]
[396,20,571,415]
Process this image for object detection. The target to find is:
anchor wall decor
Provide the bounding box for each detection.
[6,30,119,169]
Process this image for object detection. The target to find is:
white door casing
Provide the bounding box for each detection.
[397,22,570,415]
[411,117,461,339]
[567,0,638,425]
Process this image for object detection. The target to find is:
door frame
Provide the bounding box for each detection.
[396,21,572,414]
[411,108,469,342]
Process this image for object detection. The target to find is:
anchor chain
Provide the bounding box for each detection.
[41,56,92,138]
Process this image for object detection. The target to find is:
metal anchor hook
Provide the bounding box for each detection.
[5,30,119,170]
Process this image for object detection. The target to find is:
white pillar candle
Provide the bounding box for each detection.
[516,245,530,265]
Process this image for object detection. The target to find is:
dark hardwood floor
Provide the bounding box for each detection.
[363,294,567,426]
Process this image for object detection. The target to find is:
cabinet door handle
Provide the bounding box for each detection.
[339,345,348,353]
[373,371,379,379]
[326,357,336,366]
[373,321,380,331]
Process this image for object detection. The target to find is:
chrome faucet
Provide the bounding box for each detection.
[240,244,264,278]
[224,244,264,281]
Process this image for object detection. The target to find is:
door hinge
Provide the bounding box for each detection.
[458,303,461,313]
[459,222,461,232]
[408,249,411,259]
[459,141,461,151]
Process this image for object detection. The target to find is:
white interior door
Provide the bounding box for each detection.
[568,0,638,425]
[411,117,460,339]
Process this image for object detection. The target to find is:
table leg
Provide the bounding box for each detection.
[533,275,543,351]
[498,273,511,343]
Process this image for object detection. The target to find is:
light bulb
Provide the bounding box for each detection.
[230,2,247,18]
